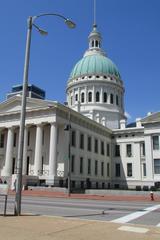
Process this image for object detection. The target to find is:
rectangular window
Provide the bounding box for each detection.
[154,159,160,174]
[87,136,92,151]
[107,143,110,156]
[107,162,110,177]
[153,136,159,150]
[71,130,76,147]
[42,130,45,146]
[12,158,16,174]
[71,155,75,173]
[126,144,132,157]
[127,163,132,177]
[13,132,17,147]
[141,142,145,156]
[94,139,98,153]
[0,133,4,148]
[143,163,146,177]
[42,156,44,174]
[26,156,30,175]
[95,160,98,175]
[101,141,104,155]
[88,158,91,175]
[80,133,84,149]
[80,157,83,174]
[27,131,30,146]
[115,163,120,177]
[101,162,104,176]
[115,145,120,157]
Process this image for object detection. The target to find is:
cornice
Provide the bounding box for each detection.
[55,102,112,137]
[113,127,144,135]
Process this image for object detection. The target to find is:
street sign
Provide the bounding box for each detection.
[0,184,9,195]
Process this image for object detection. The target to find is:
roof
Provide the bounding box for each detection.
[69,54,121,80]
[141,112,160,124]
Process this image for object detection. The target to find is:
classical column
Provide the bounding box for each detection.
[49,123,57,177]
[93,85,95,103]
[3,127,14,176]
[22,126,29,175]
[100,87,103,103]
[85,86,88,103]
[73,89,75,105]
[78,88,80,101]
[34,124,43,175]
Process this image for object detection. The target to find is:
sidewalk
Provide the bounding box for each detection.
[9,189,160,202]
[0,215,160,240]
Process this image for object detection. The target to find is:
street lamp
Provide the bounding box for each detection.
[64,110,71,196]
[14,13,76,216]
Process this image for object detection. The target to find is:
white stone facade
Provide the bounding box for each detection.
[0,96,160,190]
[0,96,113,189]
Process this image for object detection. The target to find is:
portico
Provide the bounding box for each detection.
[0,121,58,180]
[0,96,61,185]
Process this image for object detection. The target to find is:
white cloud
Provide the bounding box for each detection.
[125,111,132,119]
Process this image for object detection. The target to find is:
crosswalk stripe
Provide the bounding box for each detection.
[118,226,149,233]
[111,204,160,224]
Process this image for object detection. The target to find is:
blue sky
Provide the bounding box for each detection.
[0,0,160,122]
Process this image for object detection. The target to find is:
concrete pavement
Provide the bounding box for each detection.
[0,215,160,240]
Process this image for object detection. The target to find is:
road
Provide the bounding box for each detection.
[1,195,160,227]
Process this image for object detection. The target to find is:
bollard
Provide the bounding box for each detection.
[150,191,154,201]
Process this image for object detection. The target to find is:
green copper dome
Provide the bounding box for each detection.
[69,54,121,79]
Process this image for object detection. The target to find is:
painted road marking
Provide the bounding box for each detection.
[118,226,149,233]
[111,204,160,224]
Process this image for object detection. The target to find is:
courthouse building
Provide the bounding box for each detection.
[0,23,160,190]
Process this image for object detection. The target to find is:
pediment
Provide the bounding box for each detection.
[141,112,160,124]
[0,96,53,114]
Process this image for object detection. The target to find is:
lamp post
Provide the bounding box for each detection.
[14,13,76,216]
[64,110,71,196]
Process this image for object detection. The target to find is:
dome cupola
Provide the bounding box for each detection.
[87,24,102,53]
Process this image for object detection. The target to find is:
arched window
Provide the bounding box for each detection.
[75,94,78,101]
[81,92,85,103]
[96,91,100,102]
[92,40,94,47]
[110,94,114,104]
[116,95,119,105]
[95,40,99,47]
[103,92,107,103]
[88,92,92,102]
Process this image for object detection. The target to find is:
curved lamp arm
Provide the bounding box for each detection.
[34,13,76,28]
